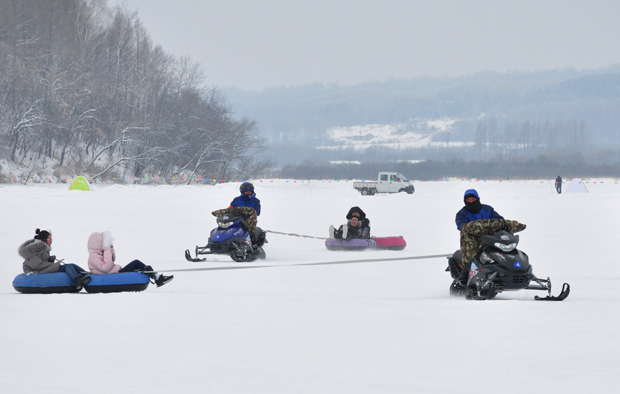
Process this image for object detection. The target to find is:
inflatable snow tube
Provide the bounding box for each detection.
[325,236,406,251]
[13,272,80,294]
[83,272,150,294]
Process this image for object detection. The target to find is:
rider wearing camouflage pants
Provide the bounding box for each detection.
[212,206,258,240]
[460,219,527,271]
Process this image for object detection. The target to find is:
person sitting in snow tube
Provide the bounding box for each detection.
[18,229,92,290]
[87,231,173,287]
[329,206,371,240]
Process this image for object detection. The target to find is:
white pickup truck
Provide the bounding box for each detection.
[353,172,415,195]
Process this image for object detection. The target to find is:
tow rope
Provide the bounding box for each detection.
[264,229,327,240]
[147,253,452,274]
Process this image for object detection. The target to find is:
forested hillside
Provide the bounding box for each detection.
[0,0,268,182]
[2,0,618,181]
[227,68,620,167]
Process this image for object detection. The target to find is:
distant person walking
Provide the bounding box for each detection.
[555,176,562,194]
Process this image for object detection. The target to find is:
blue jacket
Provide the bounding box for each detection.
[455,204,503,231]
[230,194,261,216]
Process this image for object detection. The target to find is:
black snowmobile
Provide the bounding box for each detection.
[185,214,267,262]
[446,230,570,301]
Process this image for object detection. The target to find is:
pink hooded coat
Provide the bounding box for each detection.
[87,232,121,274]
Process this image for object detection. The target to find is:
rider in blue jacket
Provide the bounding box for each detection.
[230,182,261,216]
[455,189,503,231]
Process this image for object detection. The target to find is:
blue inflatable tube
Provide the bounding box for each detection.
[13,272,151,294]
[13,272,80,294]
[84,272,150,294]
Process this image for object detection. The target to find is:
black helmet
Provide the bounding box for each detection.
[240,182,254,194]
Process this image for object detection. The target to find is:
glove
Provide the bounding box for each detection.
[48,255,56,262]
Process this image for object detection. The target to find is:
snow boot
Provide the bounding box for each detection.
[74,274,91,291]
[155,275,174,287]
[329,225,336,239]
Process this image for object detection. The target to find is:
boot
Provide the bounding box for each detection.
[328,225,336,239]
[155,275,174,287]
[341,224,348,239]
[74,274,91,291]
[447,258,461,279]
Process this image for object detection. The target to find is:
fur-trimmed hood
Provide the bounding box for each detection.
[19,238,59,274]
[18,239,50,259]
[346,206,366,220]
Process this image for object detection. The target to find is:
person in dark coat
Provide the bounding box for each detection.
[18,229,92,290]
[555,176,562,194]
[453,190,504,284]
[329,206,371,240]
[230,182,261,216]
[225,181,265,247]
[455,189,504,231]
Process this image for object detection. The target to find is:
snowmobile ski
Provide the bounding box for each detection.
[535,283,570,301]
[185,249,206,262]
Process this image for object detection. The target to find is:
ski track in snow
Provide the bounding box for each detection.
[1,180,619,393]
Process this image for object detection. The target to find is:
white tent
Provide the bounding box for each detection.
[565,178,588,193]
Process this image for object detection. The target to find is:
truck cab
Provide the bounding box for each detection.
[377,172,413,193]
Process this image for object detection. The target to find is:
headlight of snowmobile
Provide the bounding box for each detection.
[218,221,234,229]
[494,242,517,252]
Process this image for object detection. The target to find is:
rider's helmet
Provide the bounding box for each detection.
[240,182,255,197]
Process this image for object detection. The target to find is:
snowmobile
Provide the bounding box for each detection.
[185,214,267,262]
[446,230,570,301]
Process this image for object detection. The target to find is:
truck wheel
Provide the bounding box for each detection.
[361,188,368,196]
[399,188,405,193]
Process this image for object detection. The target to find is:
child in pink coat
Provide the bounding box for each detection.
[87,231,173,287]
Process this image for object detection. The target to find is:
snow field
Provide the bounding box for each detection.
[0,179,618,393]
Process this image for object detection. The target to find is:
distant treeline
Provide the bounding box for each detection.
[277,154,620,180]
[228,68,620,166]
[0,0,268,180]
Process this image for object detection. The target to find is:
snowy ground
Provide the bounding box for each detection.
[1,179,619,393]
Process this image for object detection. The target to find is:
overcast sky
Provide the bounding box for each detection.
[108,0,620,90]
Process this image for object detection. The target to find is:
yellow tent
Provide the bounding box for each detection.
[68,176,92,191]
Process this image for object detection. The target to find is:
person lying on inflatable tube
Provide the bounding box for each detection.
[87,231,173,288]
[329,206,371,240]
[18,228,92,291]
